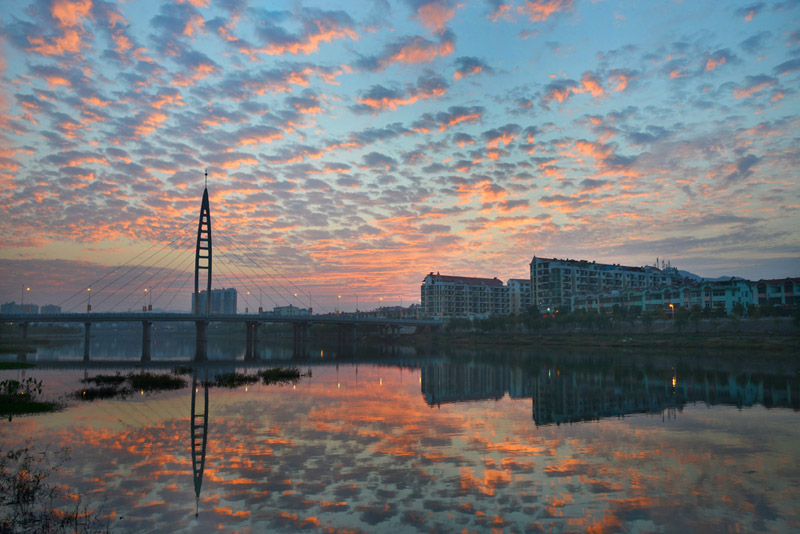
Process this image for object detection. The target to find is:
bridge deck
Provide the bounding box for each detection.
[0,312,442,328]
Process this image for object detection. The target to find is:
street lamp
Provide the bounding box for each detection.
[379,297,383,318]
[294,293,298,315]
[144,288,152,311]
[87,287,92,313]
[337,295,341,315]
[21,285,30,313]
[669,303,674,320]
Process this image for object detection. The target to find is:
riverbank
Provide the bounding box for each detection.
[436,331,799,353]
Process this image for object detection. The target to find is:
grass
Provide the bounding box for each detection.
[0,362,36,369]
[259,367,305,385]
[127,372,186,392]
[209,372,261,388]
[202,367,308,389]
[0,397,61,419]
[80,373,126,386]
[75,372,187,402]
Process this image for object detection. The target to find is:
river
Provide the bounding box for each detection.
[1,333,798,533]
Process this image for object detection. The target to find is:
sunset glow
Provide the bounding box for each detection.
[1,0,798,311]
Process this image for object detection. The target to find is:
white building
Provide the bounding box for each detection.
[530,256,684,311]
[421,273,509,319]
[507,279,532,315]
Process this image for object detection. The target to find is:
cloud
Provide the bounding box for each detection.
[732,75,777,98]
[453,56,492,80]
[404,0,457,34]
[724,153,761,184]
[251,7,357,56]
[353,72,448,113]
[734,3,765,21]
[355,31,455,72]
[518,0,574,23]
[773,58,800,75]
[411,105,484,133]
[362,152,398,171]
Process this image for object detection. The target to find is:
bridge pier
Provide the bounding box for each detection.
[244,321,260,361]
[142,320,152,362]
[293,322,310,358]
[83,322,91,361]
[337,324,357,356]
[195,320,208,362]
[20,321,29,339]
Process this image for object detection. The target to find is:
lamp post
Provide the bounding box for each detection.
[337,295,341,315]
[87,287,91,313]
[21,285,30,313]
[355,294,358,316]
[669,303,674,320]
[294,293,298,316]
[379,297,383,318]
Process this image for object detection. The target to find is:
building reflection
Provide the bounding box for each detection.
[421,359,800,425]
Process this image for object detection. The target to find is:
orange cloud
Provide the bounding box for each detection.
[705,56,726,71]
[578,72,604,97]
[134,111,168,136]
[28,29,84,56]
[733,79,775,99]
[357,87,446,112]
[258,25,357,56]
[415,3,456,34]
[183,13,205,37]
[518,0,573,22]
[390,38,454,65]
[52,0,93,27]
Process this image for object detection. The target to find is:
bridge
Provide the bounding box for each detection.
[2,180,442,361]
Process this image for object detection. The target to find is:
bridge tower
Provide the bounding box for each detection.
[194,173,212,360]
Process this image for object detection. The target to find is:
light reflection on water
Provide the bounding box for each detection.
[1,346,799,533]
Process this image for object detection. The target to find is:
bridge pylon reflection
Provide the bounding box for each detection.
[190,368,209,517]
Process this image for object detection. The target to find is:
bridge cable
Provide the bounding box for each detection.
[221,231,316,305]
[161,255,198,311]
[56,226,188,309]
[216,232,330,313]
[213,235,287,309]
[90,232,196,312]
[104,233,196,312]
[214,240,292,312]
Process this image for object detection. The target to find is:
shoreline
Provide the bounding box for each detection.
[431,332,800,353]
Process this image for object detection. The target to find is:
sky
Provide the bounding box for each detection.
[1,0,799,312]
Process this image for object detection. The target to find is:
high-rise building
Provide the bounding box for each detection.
[530,256,684,311]
[421,273,508,318]
[191,288,237,314]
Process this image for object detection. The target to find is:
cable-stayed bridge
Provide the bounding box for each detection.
[2,183,442,361]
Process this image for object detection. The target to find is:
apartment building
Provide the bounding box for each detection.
[756,278,800,307]
[507,278,532,315]
[421,273,508,319]
[530,256,684,311]
[571,278,754,315]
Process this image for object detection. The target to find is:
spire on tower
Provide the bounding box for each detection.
[204,169,208,188]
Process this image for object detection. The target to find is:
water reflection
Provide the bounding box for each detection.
[422,357,798,425]
[190,368,209,518]
[1,348,798,532]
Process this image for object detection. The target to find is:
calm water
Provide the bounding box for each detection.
[2,336,799,533]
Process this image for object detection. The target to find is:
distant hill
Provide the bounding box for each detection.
[678,270,746,282]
